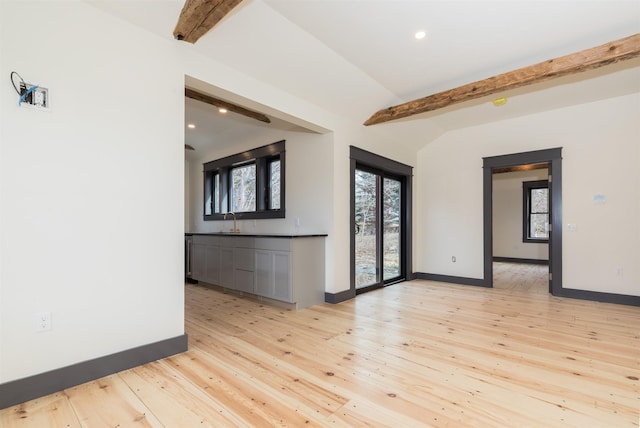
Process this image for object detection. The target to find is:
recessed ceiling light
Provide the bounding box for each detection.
[187,123,196,129]
[218,107,228,114]
[414,30,427,40]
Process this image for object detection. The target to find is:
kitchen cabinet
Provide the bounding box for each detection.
[218,236,234,288]
[227,237,254,293]
[188,234,325,309]
[256,250,292,301]
[191,235,219,285]
[255,239,293,302]
[234,247,255,293]
[254,237,324,308]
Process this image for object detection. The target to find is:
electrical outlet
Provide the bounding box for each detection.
[34,311,52,332]
[452,256,457,263]
[615,266,623,277]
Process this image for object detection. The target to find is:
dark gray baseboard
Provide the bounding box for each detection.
[414,272,490,287]
[0,334,188,410]
[325,288,356,304]
[414,272,639,307]
[493,257,548,265]
[557,288,640,306]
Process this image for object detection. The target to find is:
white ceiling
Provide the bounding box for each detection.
[87,0,640,153]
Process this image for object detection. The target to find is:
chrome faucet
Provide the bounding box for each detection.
[223,212,240,233]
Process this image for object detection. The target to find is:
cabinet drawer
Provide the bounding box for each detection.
[254,238,291,252]
[233,237,255,248]
[219,236,254,248]
[192,235,219,246]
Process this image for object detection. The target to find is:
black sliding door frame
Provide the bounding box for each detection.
[350,146,413,296]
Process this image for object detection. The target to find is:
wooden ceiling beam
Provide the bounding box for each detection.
[364,33,640,126]
[185,88,271,124]
[174,0,244,43]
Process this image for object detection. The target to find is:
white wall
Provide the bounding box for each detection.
[417,93,640,296]
[493,169,548,260]
[0,1,184,382]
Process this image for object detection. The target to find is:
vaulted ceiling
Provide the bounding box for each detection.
[87,0,640,152]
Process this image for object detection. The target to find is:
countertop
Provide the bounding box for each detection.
[185,232,327,239]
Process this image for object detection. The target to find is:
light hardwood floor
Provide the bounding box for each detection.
[493,262,549,294]
[2,279,639,427]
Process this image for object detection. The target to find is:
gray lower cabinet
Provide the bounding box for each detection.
[219,247,234,287]
[190,234,325,309]
[255,249,292,302]
[191,240,207,281]
[191,235,219,285]
[234,246,255,293]
[203,245,220,284]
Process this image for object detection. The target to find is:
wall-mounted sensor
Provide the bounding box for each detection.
[492,97,507,107]
[593,194,606,204]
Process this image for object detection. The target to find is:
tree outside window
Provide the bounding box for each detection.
[523,180,549,242]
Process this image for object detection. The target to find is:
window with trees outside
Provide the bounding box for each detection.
[523,179,549,242]
[203,141,285,220]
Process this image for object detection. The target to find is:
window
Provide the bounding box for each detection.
[231,163,256,212]
[523,180,549,242]
[268,157,281,210]
[203,141,285,220]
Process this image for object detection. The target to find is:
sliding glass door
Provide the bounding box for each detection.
[382,177,401,281]
[355,167,403,291]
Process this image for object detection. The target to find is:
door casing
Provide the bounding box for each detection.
[483,148,562,294]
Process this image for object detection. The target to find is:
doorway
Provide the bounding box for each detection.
[483,148,562,294]
[350,147,412,295]
[354,167,402,290]
[492,163,550,293]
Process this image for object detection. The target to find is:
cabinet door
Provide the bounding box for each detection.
[191,243,207,281]
[234,269,255,293]
[234,248,254,271]
[219,247,234,287]
[255,249,273,297]
[204,245,220,284]
[273,251,292,302]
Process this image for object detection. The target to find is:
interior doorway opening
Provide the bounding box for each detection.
[483,148,562,294]
[492,162,550,293]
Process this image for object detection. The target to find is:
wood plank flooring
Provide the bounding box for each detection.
[493,262,549,294]
[1,275,639,427]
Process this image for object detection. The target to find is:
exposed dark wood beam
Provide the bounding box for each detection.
[364,33,640,126]
[185,88,271,124]
[174,0,244,43]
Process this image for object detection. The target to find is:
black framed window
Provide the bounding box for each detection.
[203,141,285,220]
[523,180,549,242]
[230,162,256,212]
[268,157,281,210]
